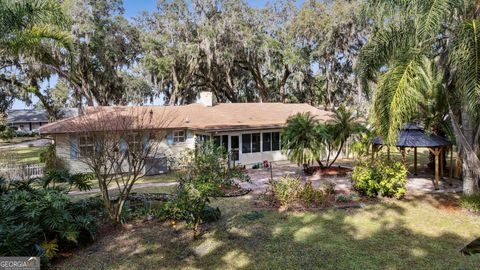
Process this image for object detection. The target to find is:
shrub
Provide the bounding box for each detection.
[352,159,407,199]
[159,142,249,237]
[271,176,302,207]
[0,188,100,263]
[299,180,325,206]
[335,194,350,202]
[39,144,69,172]
[321,181,336,196]
[270,176,328,208]
[0,127,15,141]
[460,194,480,212]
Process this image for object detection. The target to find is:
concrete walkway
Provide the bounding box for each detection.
[68,181,178,196]
[241,162,463,195]
[69,162,463,197]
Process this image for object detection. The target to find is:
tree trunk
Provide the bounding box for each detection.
[460,109,478,194]
[449,106,480,194]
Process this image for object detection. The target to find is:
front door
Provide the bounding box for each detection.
[230,135,240,162]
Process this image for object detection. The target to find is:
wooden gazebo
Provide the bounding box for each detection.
[372,124,452,189]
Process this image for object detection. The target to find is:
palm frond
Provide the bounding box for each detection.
[356,20,416,97]
[450,19,480,116]
[372,53,424,144]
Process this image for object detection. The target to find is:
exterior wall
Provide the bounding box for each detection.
[54,129,197,173]
[212,129,288,167]
[9,122,46,132]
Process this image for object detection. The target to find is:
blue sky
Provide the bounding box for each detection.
[13,0,303,109]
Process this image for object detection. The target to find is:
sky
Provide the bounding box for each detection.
[12,0,303,109]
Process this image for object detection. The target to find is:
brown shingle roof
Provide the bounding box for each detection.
[39,103,333,134]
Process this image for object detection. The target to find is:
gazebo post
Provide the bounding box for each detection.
[413,147,418,175]
[440,147,444,177]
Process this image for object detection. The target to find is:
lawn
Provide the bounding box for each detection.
[54,193,480,270]
[0,146,45,164]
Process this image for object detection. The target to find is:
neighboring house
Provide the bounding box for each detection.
[39,92,332,172]
[7,109,78,132]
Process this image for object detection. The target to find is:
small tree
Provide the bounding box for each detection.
[59,107,173,223]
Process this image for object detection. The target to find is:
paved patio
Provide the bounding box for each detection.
[240,162,463,194]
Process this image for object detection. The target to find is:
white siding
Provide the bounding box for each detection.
[54,130,196,173]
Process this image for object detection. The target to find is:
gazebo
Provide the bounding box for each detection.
[372,123,452,189]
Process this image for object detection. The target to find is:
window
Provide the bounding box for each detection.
[272,132,280,151]
[79,135,95,157]
[196,134,210,144]
[242,134,251,153]
[262,133,271,151]
[213,135,228,150]
[252,133,260,152]
[173,130,185,143]
[262,132,280,151]
[127,133,143,153]
[242,133,260,153]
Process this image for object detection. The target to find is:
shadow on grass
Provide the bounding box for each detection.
[53,194,480,270]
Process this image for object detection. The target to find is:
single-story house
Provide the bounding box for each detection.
[7,109,78,132]
[39,92,332,173]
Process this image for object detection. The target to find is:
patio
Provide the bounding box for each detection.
[241,162,463,195]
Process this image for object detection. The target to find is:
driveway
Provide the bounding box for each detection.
[0,138,52,149]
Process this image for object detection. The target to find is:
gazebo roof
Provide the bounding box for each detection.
[373,123,451,148]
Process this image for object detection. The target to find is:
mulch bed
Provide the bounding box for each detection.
[254,191,374,212]
[304,166,353,176]
[220,185,251,197]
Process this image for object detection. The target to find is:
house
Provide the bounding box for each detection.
[39,92,332,172]
[7,109,78,132]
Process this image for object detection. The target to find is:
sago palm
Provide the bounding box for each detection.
[358,0,480,194]
[281,112,326,169]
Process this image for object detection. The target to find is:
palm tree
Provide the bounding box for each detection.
[357,0,480,194]
[282,108,363,170]
[326,106,365,167]
[0,0,72,119]
[281,112,326,170]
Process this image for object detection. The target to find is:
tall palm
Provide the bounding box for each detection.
[357,0,480,194]
[326,106,364,166]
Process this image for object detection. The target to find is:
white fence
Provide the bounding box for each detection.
[0,164,45,181]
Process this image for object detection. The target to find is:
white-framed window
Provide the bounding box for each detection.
[79,135,95,157]
[127,133,143,153]
[173,130,185,143]
[242,133,260,153]
[262,132,280,152]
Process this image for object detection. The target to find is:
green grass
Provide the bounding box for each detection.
[55,193,480,270]
[0,146,45,164]
[460,194,480,212]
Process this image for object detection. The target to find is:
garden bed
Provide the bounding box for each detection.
[220,185,251,197]
[304,165,352,176]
